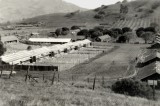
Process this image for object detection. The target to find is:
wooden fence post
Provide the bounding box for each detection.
[25,66,30,82]
[0,65,3,78]
[43,74,45,81]
[57,72,60,82]
[9,64,14,79]
[102,76,104,86]
[51,69,56,85]
[93,75,96,90]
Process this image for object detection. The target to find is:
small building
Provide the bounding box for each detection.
[28,38,72,44]
[98,35,111,42]
[1,35,19,44]
[136,61,160,83]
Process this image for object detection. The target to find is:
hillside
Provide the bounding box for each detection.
[0,0,86,23]
[23,0,160,29]
[0,76,160,106]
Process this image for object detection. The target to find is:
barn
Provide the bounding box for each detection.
[1,35,19,44]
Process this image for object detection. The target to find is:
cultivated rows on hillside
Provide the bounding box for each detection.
[112,17,160,30]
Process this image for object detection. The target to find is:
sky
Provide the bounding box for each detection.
[63,0,125,9]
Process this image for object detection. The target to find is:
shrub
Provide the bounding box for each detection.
[98,11,105,15]
[94,14,104,19]
[0,37,6,56]
[112,79,152,99]
[27,46,32,51]
[117,35,129,43]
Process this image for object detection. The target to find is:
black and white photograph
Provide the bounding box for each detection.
[0,0,160,105]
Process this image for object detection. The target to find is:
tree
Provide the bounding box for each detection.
[150,22,159,32]
[111,28,123,35]
[144,27,156,33]
[61,27,70,35]
[55,28,62,36]
[117,35,129,43]
[0,43,6,56]
[77,29,89,37]
[122,27,132,34]
[91,31,103,39]
[71,26,80,30]
[112,79,152,99]
[27,46,32,51]
[136,27,145,37]
[141,32,154,43]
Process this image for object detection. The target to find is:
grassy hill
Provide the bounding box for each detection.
[23,0,160,29]
[0,76,160,106]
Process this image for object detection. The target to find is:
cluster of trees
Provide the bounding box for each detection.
[76,26,132,42]
[54,25,80,37]
[136,26,157,43]
[112,79,153,99]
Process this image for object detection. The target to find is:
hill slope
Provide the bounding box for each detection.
[23,0,160,28]
[0,0,86,23]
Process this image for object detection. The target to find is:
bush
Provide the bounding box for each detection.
[112,79,152,99]
[0,41,6,56]
[94,14,104,19]
[98,11,105,15]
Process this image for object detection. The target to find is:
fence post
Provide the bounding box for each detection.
[72,75,74,85]
[25,65,30,82]
[9,64,14,79]
[93,75,96,90]
[51,69,56,85]
[0,65,3,78]
[43,74,45,81]
[57,72,60,82]
[102,76,104,86]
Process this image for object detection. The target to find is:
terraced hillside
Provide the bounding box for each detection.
[112,17,160,30]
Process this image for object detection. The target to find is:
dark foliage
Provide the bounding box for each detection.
[136,27,145,37]
[55,28,62,36]
[144,27,156,33]
[27,46,32,51]
[112,79,152,99]
[77,29,89,37]
[122,27,132,33]
[0,41,6,56]
[94,14,105,19]
[117,35,128,43]
[91,31,103,39]
[71,26,80,30]
[111,28,123,35]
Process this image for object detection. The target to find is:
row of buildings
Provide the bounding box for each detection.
[136,34,160,87]
[1,39,92,65]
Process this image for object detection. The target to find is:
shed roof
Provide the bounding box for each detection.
[1,36,18,43]
[136,61,160,80]
[1,39,91,64]
[29,38,71,43]
[138,49,159,63]
[98,35,111,40]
